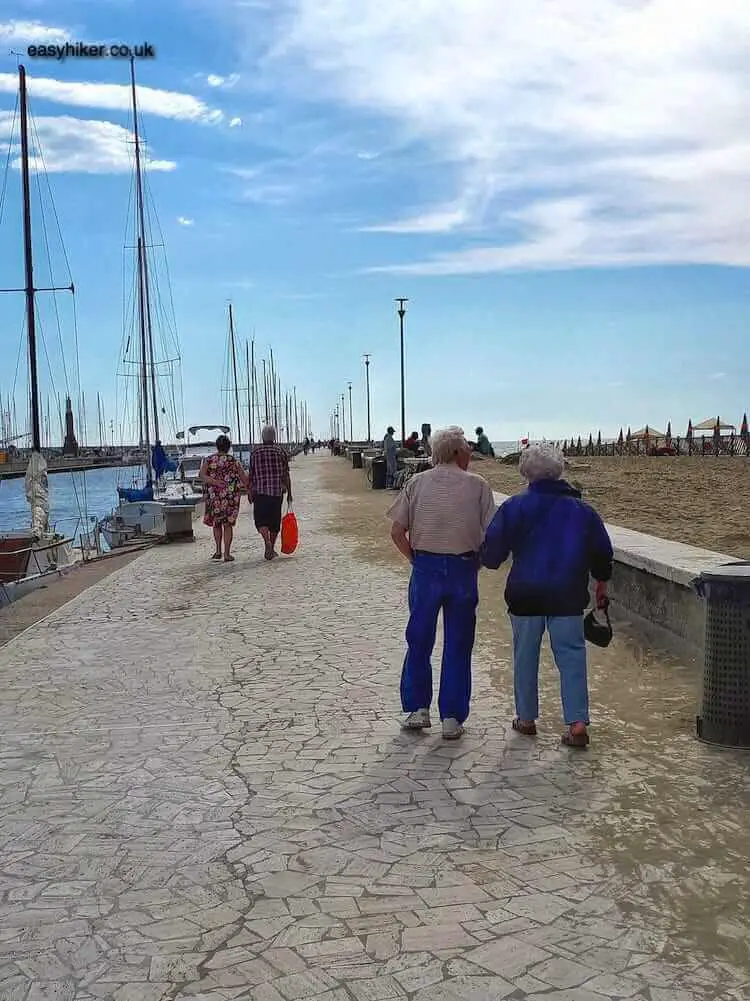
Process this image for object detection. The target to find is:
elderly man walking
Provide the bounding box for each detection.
[387,427,496,739]
[248,425,292,561]
[480,444,613,747]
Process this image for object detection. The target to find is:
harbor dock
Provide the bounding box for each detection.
[0,455,143,481]
[0,455,747,1000]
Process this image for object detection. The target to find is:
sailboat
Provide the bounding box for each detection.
[98,60,198,550]
[0,65,76,604]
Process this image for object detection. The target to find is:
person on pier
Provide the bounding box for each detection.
[199,435,249,563]
[480,443,612,747]
[383,426,398,488]
[248,424,293,561]
[473,427,495,457]
[387,426,496,740]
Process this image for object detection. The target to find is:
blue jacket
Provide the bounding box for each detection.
[480,478,613,616]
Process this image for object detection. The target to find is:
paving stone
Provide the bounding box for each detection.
[530,955,596,988]
[466,935,550,977]
[402,925,478,952]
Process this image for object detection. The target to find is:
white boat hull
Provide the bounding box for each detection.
[0,533,78,607]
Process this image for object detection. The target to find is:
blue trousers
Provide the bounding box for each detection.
[400,552,479,723]
[510,614,590,725]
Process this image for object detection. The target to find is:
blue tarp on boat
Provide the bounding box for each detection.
[118,484,154,502]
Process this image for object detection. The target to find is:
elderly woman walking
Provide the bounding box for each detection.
[387,427,496,739]
[199,434,249,562]
[480,444,613,747]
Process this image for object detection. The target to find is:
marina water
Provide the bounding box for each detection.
[0,466,136,542]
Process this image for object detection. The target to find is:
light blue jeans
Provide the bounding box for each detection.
[509,615,590,725]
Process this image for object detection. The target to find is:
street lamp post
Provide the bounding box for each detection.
[363,354,372,443]
[347,381,353,443]
[395,298,408,445]
[341,394,346,443]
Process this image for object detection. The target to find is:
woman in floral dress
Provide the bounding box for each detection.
[199,435,249,562]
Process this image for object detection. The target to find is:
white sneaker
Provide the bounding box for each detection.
[442,718,464,740]
[402,709,431,730]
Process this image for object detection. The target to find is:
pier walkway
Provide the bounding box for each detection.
[0,456,748,1001]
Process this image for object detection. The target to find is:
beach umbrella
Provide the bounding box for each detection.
[617,427,624,445]
[741,413,748,436]
[666,421,672,441]
[686,419,693,439]
[626,426,632,442]
[630,425,666,440]
[693,416,735,431]
[576,435,582,450]
[596,430,602,447]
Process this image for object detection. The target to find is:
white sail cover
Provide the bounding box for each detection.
[24,451,49,538]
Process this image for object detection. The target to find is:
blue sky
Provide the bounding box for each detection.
[0,0,748,445]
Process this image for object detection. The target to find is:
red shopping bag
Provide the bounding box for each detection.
[280,506,299,555]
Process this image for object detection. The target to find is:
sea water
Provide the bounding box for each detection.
[0,466,143,541]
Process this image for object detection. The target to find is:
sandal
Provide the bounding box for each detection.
[561,723,589,747]
[512,719,537,736]
[224,554,235,562]
[211,552,222,560]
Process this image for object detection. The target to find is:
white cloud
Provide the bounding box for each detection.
[0,72,222,124]
[0,20,71,45]
[229,116,242,128]
[177,216,194,226]
[205,73,240,89]
[360,205,468,234]
[0,111,175,173]
[264,0,750,272]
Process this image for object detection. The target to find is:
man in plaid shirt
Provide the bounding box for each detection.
[248,425,293,560]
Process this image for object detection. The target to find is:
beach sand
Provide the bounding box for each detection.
[473,455,750,558]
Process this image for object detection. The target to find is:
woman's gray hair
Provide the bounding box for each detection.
[519,443,565,483]
[261,425,277,443]
[430,426,470,465]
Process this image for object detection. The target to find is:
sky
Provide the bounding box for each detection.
[0,0,748,446]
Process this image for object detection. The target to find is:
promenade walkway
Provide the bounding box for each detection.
[0,455,747,1001]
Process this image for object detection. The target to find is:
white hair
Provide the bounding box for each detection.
[261,425,277,443]
[430,425,470,465]
[519,443,565,483]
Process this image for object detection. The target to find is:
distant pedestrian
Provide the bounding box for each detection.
[403,431,420,454]
[387,426,497,740]
[248,425,293,561]
[199,434,249,563]
[473,427,495,457]
[480,443,613,747]
[420,423,432,458]
[383,426,398,488]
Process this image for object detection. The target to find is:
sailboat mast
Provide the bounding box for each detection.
[227,304,242,451]
[136,237,151,461]
[129,57,160,450]
[248,338,258,444]
[262,359,269,425]
[18,66,42,453]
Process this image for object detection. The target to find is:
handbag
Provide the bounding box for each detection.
[280,505,299,555]
[584,599,613,647]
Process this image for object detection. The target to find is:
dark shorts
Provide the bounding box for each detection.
[253,493,283,533]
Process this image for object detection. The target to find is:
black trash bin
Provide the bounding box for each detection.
[351,450,363,469]
[694,563,750,748]
[370,457,387,490]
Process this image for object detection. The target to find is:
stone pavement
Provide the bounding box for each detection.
[0,456,748,1001]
